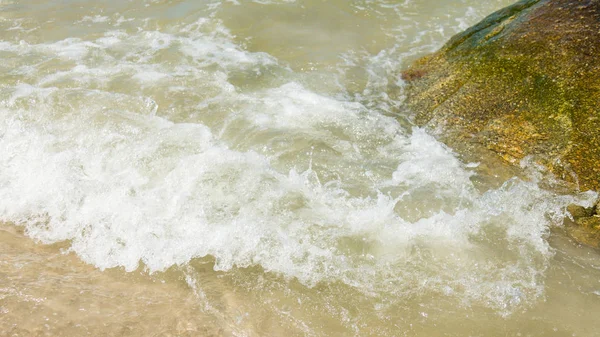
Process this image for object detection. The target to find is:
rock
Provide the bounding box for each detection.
[569,216,600,247]
[567,204,594,219]
[403,0,600,192]
[577,216,600,230]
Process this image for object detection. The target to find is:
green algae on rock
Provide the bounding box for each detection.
[402,0,600,193]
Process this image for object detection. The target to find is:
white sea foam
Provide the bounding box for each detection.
[0,81,594,313]
[78,15,110,24]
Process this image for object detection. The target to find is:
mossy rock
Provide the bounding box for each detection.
[403,0,600,192]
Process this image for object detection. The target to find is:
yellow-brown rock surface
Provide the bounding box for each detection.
[403,0,600,192]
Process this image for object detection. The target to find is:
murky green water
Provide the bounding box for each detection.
[1,0,599,336]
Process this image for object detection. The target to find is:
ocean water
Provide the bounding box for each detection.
[1,1,599,336]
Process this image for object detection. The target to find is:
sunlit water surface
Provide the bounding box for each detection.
[1,0,600,336]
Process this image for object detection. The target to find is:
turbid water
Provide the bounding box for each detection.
[1,0,600,336]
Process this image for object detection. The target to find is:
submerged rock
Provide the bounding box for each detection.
[567,204,595,219]
[566,201,600,247]
[402,0,600,192]
[567,215,600,247]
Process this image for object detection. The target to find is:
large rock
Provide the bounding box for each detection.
[402,0,600,192]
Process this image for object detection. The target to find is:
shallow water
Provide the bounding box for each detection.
[1,0,599,336]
